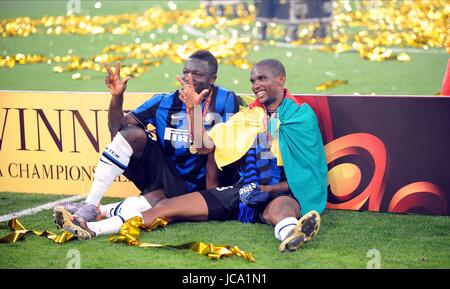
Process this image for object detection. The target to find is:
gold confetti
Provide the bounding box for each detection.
[275,1,448,62]
[0,6,254,38]
[397,52,411,62]
[1,0,447,80]
[71,73,81,79]
[445,28,450,54]
[0,36,254,80]
[53,66,64,73]
[362,47,394,62]
[315,80,348,91]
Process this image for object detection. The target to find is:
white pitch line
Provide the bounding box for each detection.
[0,195,84,222]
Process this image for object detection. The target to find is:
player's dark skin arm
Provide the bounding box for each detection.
[189,105,215,154]
[104,62,138,136]
[206,153,219,188]
[260,181,289,194]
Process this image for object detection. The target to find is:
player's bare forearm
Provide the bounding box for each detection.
[206,153,219,189]
[191,105,215,155]
[104,62,131,135]
[108,94,126,135]
[260,181,289,194]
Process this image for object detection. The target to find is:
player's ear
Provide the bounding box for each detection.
[209,74,217,84]
[277,75,286,87]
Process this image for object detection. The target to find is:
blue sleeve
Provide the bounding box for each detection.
[129,94,163,127]
[223,91,242,122]
[226,91,242,113]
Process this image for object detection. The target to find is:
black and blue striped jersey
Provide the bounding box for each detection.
[238,132,287,186]
[237,132,287,223]
[129,86,241,192]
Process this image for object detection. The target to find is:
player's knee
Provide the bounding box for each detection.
[153,198,170,209]
[263,198,300,224]
[152,198,178,215]
[119,126,147,154]
[142,190,166,207]
[120,125,146,144]
[262,209,277,225]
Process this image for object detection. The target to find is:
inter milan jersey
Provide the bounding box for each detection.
[238,131,287,186]
[236,131,287,223]
[129,86,241,192]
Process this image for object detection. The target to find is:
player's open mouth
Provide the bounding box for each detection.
[256,90,266,98]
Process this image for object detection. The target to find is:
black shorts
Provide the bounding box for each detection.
[123,134,189,198]
[199,185,294,223]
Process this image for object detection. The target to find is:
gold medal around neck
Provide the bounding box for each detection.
[189,143,197,154]
[204,112,211,122]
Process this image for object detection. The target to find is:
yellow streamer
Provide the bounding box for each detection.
[315,79,349,91]
[0,218,75,244]
[109,217,255,263]
[1,217,255,263]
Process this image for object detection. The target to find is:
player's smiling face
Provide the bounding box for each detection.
[250,65,284,107]
[182,58,216,94]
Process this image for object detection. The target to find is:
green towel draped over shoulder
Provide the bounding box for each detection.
[277,96,328,215]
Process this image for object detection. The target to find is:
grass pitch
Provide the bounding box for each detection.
[0,192,449,269]
[0,1,449,269]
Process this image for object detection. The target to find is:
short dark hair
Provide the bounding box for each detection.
[188,50,218,76]
[254,59,286,77]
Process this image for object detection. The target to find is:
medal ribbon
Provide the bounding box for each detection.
[185,89,212,152]
[262,90,285,146]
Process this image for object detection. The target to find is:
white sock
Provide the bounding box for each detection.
[100,201,121,218]
[85,132,133,206]
[86,216,124,236]
[274,217,298,241]
[86,209,143,236]
[100,196,152,218]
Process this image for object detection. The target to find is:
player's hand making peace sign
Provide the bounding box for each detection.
[104,62,130,97]
[176,73,209,109]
